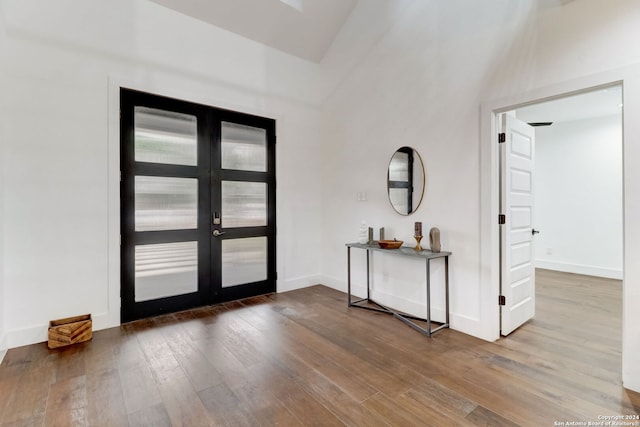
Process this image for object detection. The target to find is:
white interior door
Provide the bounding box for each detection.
[500,114,536,336]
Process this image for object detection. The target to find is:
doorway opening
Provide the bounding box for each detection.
[498,84,623,336]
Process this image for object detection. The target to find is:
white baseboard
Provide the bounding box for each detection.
[317,275,346,293]
[536,259,623,280]
[0,278,337,349]
[623,374,640,394]
[369,288,447,323]
[91,311,120,333]
[449,312,486,340]
[319,275,446,321]
[316,275,485,340]
[277,275,323,293]
[0,332,7,364]
[1,276,490,350]
[5,311,118,349]
[6,324,47,349]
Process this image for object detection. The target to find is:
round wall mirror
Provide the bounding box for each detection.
[387,147,425,215]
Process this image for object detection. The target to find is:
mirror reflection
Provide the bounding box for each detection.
[387,147,425,215]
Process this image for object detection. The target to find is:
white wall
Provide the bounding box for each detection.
[0,3,8,360]
[532,115,623,279]
[319,0,539,334]
[0,0,324,347]
[319,0,640,392]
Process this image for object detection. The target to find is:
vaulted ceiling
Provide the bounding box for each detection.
[147,0,601,121]
[148,0,358,62]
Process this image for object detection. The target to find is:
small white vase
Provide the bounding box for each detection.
[358,221,368,244]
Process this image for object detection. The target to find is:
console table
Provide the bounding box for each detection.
[346,243,451,336]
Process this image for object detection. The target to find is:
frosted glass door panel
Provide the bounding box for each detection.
[388,151,409,181]
[135,176,198,231]
[134,107,197,166]
[222,181,267,227]
[389,188,409,215]
[135,241,198,302]
[222,237,267,288]
[221,122,267,172]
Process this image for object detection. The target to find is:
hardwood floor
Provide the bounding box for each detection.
[1,269,639,426]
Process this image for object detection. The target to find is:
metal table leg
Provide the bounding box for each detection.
[347,246,351,306]
[426,258,431,337]
[346,244,450,337]
[445,255,450,326]
[366,249,371,300]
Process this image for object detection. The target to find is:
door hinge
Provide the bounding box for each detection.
[499,214,506,225]
[498,132,506,143]
[499,295,506,306]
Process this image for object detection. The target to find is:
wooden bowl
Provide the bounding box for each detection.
[378,240,403,249]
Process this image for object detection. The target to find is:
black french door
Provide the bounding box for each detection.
[120,89,276,322]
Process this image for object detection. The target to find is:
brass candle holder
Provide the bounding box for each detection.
[414,235,423,251]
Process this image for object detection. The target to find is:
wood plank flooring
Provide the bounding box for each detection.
[1,269,639,426]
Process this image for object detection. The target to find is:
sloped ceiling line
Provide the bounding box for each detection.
[148,0,357,63]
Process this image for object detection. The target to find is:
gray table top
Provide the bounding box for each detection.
[346,242,451,259]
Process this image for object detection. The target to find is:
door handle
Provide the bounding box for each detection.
[532,229,540,236]
[212,229,225,237]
